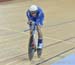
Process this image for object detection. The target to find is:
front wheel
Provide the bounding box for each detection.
[28,47,35,61]
[28,35,35,61]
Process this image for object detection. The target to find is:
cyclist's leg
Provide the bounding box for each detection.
[36,19,44,49]
[37,26,43,49]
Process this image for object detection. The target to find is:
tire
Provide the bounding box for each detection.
[28,35,35,61]
[37,48,42,58]
[28,47,35,61]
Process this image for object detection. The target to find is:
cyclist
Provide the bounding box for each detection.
[26,5,44,50]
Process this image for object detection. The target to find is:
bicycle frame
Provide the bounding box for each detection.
[28,22,36,60]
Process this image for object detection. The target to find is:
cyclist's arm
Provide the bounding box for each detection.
[36,13,44,26]
[26,11,33,25]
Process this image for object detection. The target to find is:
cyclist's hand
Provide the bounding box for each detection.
[27,21,31,25]
[27,20,35,25]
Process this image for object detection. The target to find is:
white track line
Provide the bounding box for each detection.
[0,26,62,41]
[6,60,18,65]
[0,27,27,34]
[0,26,74,44]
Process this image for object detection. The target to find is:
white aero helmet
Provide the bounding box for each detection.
[29,5,38,12]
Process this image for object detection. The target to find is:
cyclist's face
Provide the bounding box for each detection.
[31,11,37,17]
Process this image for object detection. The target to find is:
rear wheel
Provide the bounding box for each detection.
[37,48,42,58]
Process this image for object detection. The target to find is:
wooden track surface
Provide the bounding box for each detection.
[0,0,75,65]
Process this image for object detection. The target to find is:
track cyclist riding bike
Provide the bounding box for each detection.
[26,5,44,59]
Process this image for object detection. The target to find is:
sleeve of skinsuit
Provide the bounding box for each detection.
[35,7,44,26]
[26,10,32,21]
